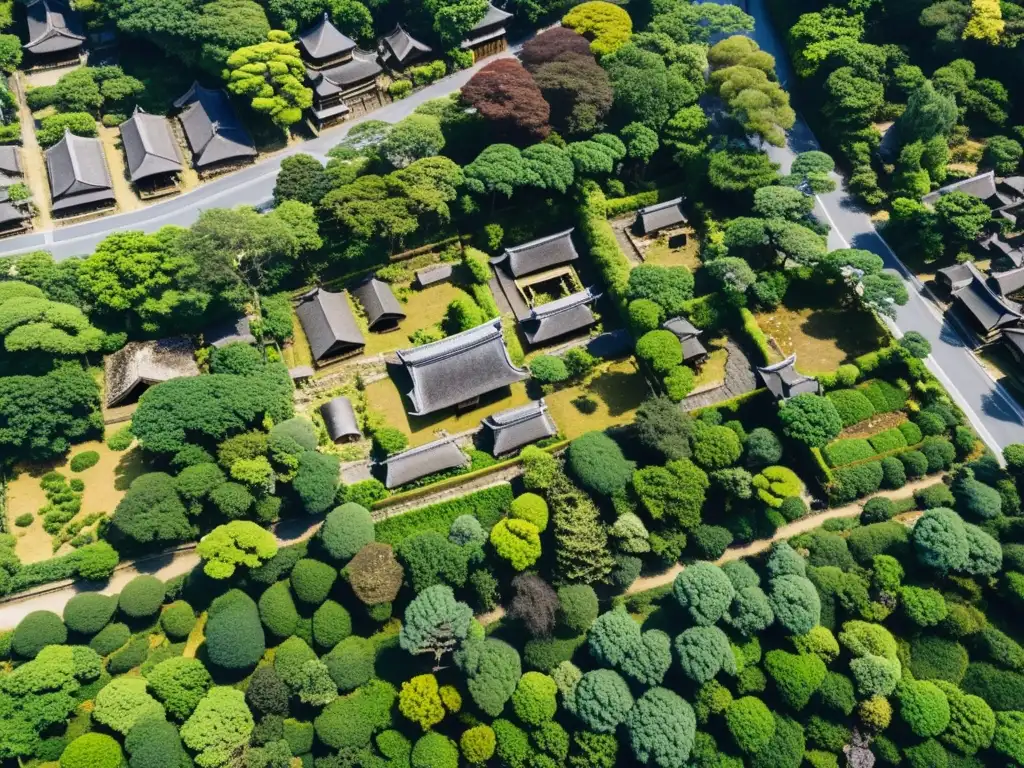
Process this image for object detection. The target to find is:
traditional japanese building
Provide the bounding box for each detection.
[394,318,528,415]
[294,287,366,364]
[922,170,1024,225]
[757,355,820,400]
[45,129,115,217]
[482,399,557,456]
[941,261,1024,341]
[354,277,406,331]
[173,83,257,175]
[203,315,256,348]
[633,197,688,236]
[321,396,362,443]
[662,316,708,365]
[520,287,601,346]
[378,24,432,70]
[460,2,512,62]
[22,0,85,68]
[298,13,382,130]
[104,337,199,407]
[382,437,469,489]
[119,107,183,195]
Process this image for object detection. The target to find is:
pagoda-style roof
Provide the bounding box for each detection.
[173,83,256,169]
[204,315,256,348]
[395,318,528,415]
[45,130,114,212]
[1003,327,1024,359]
[353,277,405,330]
[119,108,183,183]
[950,261,1023,333]
[295,287,366,362]
[757,354,820,400]
[321,396,361,442]
[992,266,1024,298]
[308,49,382,95]
[379,23,432,67]
[521,287,600,345]
[662,316,708,361]
[23,0,84,54]
[299,12,356,62]
[104,337,199,407]
[483,399,556,456]
[461,2,512,48]
[382,437,469,489]
[922,170,1010,208]
[490,228,579,278]
[634,197,687,235]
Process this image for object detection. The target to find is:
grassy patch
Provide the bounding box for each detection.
[282,311,314,370]
[355,280,470,359]
[6,441,146,564]
[639,228,701,270]
[692,336,728,392]
[545,359,647,438]
[753,293,886,371]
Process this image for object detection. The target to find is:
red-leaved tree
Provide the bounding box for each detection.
[520,27,593,71]
[461,58,551,145]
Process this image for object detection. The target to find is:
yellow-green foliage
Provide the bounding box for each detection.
[490,518,542,570]
[752,466,802,508]
[964,0,1004,43]
[399,674,446,731]
[562,1,632,56]
[224,31,312,127]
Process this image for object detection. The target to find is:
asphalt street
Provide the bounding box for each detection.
[0,50,516,260]
[739,0,1024,453]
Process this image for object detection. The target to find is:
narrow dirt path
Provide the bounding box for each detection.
[625,475,942,596]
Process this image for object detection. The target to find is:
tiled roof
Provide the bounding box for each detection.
[952,261,1023,332]
[1003,327,1024,357]
[396,318,528,415]
[415,263,453,287]
[483,399,556,455]
[490,228,578,278]
[294,287,366,362]
[757,354,820,400]
[992,266,1024,298]
[382,437,469,488]
[379,24,432,66]
[45,130,114,212]
[204,315,256,348]
[174,83,256,168]
[104,337,199,406]
[119,108,182,182]
[309,49,381,94]
[299,12,356,61]
[636,197,686,234]
[922,170,1009,207]
[321,396,361,441]
[521,287,599,345]
[469,2,512,31]
[23,0,84,54]
[353,278,405,330]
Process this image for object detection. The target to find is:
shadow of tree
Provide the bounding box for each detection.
[114,448,147,492]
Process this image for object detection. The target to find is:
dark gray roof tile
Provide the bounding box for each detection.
[396,318,528,415]
[119,108,182,182]
[415,263,453,287]
[299,12,356,62]
[205,315,256,347]
[636,197,686,234]
[952,262,1023,332]
[0,146,21,177]
[311,49,382,90]
[45,130,114,210]
[379,24,432,66]
[382,437,469,488]
[295,287,366,362]
[922,171,1009,207]
[483,399,556,455]
[757,354,820,400]
[354,277,405,330]
[491,228,578,278]
[174,83,256,168]
[24,0,84,54]
[521,286,599,345]
[104,337,199,406]
[321,396,361,441]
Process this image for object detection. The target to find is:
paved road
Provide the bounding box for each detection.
[0,51,515,260]
[738,0,1024,454]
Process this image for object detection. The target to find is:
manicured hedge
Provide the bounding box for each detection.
[160,601,196,640]
[375,484,513,546]
[861,379,907,413]
[69,451,101,473]
[118,576,165,619]
[826,389,874,427]
[868,428,908,454]
[205,590,265,672]
[13,610,67,658]
[63,593,117,635]
[824,439,876,467]
[829,461,884,504]
[898,421,923,445]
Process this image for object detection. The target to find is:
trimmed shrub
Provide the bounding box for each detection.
[320,503,374,562]
[314,679,396,751]
[258,581,299,639]
[510,493,549,532]
[910,635,969,683]
[692,524,733,559]
[769,575,821,635]
[824,438,875,467]
[567,431,634,497]
[880,455,906,488]
[726,696,775,754]
[746,428,783,467]
[290,558,337,604]
[901,449,929,478]
[90,622,130,655]
[869,428,907,454]
[898,679,951,737]
[246,665,290,717]
[557,584,599,634]
[69,451,100,472]
[752,465,802,507]
[690,424,743,470]
[848,521,910,564]
[60,733,123,768]
[118,575,165,619]
[205,590,265,672]
[530,355,569,384]
[160,601,196,640]
[861,497,897,524]
[675,625,737,684]
[512,671,558,726]
[63,593,117,635]
[523,634,586,672]
[817,671,856,715]
[673,562,735,626]
[831,461,884,502]
[312,600,351,650]
[899,421,924,444]
[147,656,213,721]
[325,635,375,691]
[13,610,67,658]
[462,725,497,765]
[572,669,634,733]
[625,687,698,768]
[916,482,956,509]
[765,649,827,711]
[922,436,957,472]
[901,585,948,626]
[636,330,683,375]
[827,389,874,427]
[490,518,542,570]
[94,677,165,735]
